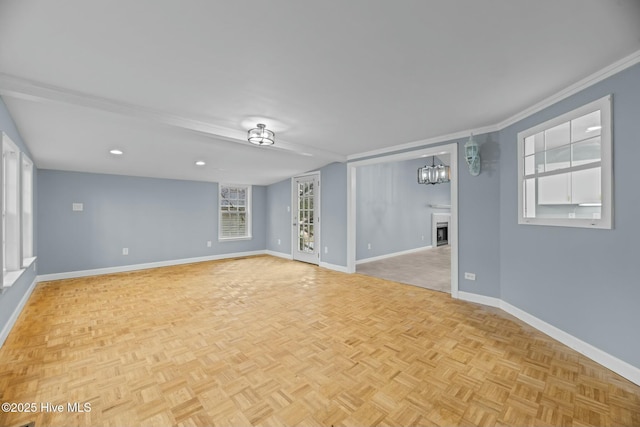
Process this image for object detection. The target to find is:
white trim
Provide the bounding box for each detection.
[457,291,501,308]
[265,250,293,260]
[36,250,266,282]
[319,262,350,273]
[497,49,640,130]
[517,95,612,229]
[291,172,321,266]
[356,245,433,265]
[347,143,459,299]
[347,49,640,161]
[500,300,640,387]
[0,277,38,348]
[347,124,498,162]
[456,291,640,387]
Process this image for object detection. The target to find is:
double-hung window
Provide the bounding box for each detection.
[2,134,22,282]
[518,95,612,229]
[219,184,252,240]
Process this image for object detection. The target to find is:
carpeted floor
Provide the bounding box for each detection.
[356,245,451,293]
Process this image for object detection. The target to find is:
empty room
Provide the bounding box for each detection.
[1,1,640,426]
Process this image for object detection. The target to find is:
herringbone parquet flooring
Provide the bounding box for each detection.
[0,255,638,427]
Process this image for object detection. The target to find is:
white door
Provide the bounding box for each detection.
[293,174,320,264]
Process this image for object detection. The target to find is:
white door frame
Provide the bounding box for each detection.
[291,172,321,265]
[346,143,459,297]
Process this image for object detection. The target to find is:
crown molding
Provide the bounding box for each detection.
[496,48,640,130]
[348,48,640,162]
[347,124,499,162]
[0,73,345,163]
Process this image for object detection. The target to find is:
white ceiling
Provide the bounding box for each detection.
[1,0,639,185]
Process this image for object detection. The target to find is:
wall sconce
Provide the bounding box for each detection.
[464,134,481,176]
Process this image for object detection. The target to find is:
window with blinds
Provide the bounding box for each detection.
[219,184,252,240]
[517,95,612,229]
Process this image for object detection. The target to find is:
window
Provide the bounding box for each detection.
[2,134,22,279]
[22,155,34,264]
[518,95,612,228]
[219,184,252,240]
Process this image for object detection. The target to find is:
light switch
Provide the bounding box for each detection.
[72,203,83,211]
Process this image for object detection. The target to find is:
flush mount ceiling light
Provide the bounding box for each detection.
[195,160,206,166]
[247,123,275,146]
[109,149,123,155]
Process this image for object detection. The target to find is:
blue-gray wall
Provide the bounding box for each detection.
[0,96,38,336]
[458,132,501,297]
[498,63,640,368]
[37,170,266,275]
[320,162,348,267]
[266,178,292,255]
[356,157,450,260]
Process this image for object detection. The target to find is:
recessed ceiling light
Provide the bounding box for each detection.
[195,160,206,166]
[109,149,123,155]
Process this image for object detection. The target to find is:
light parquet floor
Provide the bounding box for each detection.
[0,255,639,427]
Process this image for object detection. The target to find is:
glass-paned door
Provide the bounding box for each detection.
[293,174,319,264]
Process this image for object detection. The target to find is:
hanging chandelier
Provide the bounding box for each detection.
[248,123,275,146]
[418,156,450,185]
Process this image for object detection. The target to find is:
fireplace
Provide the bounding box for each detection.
[431,213,451,248]
[436,222,449,246]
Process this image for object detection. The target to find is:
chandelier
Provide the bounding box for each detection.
[418,156,450,185]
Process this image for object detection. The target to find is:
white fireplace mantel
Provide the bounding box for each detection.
[431,213,451,247]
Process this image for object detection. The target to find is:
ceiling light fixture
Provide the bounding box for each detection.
[195,160,206,166]
[109,149,123,155]
[418,156,450,185]
[248,123,275,146]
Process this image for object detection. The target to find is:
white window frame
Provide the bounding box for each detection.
[2,133,23,287]
[517,95,613,229]
[218,184,252,241]
[21,154,35,266]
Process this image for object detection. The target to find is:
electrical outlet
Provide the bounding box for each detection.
[568,213,576,218]
[287,206,290,212]
[367,243,372,250]
[464,272,476,281]
[122,248,129,255]
[277,239,281,245]
[72,203,83,211]
[324,246,328,254]
[421,235,425,241]
[207,241,212,247]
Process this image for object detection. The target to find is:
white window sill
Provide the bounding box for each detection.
[2,257,37,292]
[219,236,252,242]
[22,257,37,269]
[2,269,25,291]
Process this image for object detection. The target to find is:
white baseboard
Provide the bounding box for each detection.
[0,277,38,348]
[36,250,267,282]
[457,291,501,308]
[457,291,640,387]
[319,262,350,273]
[499,300,640,386]
[265,250,293,260]
[356,245,433,265]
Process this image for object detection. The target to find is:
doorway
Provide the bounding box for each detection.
[292,173,320,265]
[346,143,458,297]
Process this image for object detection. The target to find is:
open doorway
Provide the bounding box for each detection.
[346,143,458,296]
